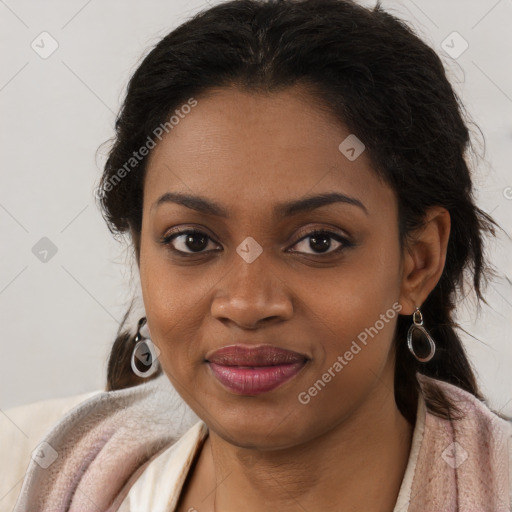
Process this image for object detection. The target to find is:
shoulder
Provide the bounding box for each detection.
[11,374,200,512]
[417,373,512,435]
[0,391,100,511]
[417,373,512,506]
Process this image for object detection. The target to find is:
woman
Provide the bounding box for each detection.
[9,0,512,510]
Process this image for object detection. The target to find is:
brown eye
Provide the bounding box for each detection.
[161,229,220,254]
[289,230,352,255]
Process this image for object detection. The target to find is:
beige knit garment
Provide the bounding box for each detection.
[121,374,512,512]
[407,374,512,511]
[8,372,512,512]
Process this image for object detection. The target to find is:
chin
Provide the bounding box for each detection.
[205,400,313,450]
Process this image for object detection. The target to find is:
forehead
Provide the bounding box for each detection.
[143,86,394,217]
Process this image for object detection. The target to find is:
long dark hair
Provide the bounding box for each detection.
[97,0,505,424]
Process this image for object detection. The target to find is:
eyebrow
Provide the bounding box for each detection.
[151,191,368,217]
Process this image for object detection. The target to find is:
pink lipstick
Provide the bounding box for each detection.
[205,344,308,395]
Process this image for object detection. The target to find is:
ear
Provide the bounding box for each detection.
[398,206,451,315]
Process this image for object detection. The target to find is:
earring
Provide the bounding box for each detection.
[131,317,160,378]
[407,306,436,363]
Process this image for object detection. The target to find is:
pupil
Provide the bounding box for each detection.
[186,233,208,251]
[310,234,330,253]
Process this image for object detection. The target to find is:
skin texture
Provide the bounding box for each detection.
[136,85,451,512]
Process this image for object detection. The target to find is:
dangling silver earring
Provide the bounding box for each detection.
[131,317,160,378]
[407,306,436,362]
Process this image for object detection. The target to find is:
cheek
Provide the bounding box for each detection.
[300,275,399,384]
[295,232,402,380]
[139,242,206,380]
[303,240,401,337]
[292,278,400,432]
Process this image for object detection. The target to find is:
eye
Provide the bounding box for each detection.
[160,227,353,257]
[288,229,352,255]
[160,228,220,255]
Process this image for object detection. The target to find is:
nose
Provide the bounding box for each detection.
[210,251,294,329]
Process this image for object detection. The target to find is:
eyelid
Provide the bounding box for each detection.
[290,225,351,245]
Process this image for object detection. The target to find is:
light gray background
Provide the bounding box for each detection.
[1,0,511,412]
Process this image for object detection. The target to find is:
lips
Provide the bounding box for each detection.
[205,345,308,395]
[206,345,307,366]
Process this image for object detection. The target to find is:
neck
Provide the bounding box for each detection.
[201,382,415,512]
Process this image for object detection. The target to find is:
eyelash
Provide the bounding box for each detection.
[159,227,354,257]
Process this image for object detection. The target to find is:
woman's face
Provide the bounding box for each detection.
[139,86,408,448]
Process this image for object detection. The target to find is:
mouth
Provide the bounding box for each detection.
[205,344,309,395]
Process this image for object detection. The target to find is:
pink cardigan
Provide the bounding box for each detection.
[12,373,512,511]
